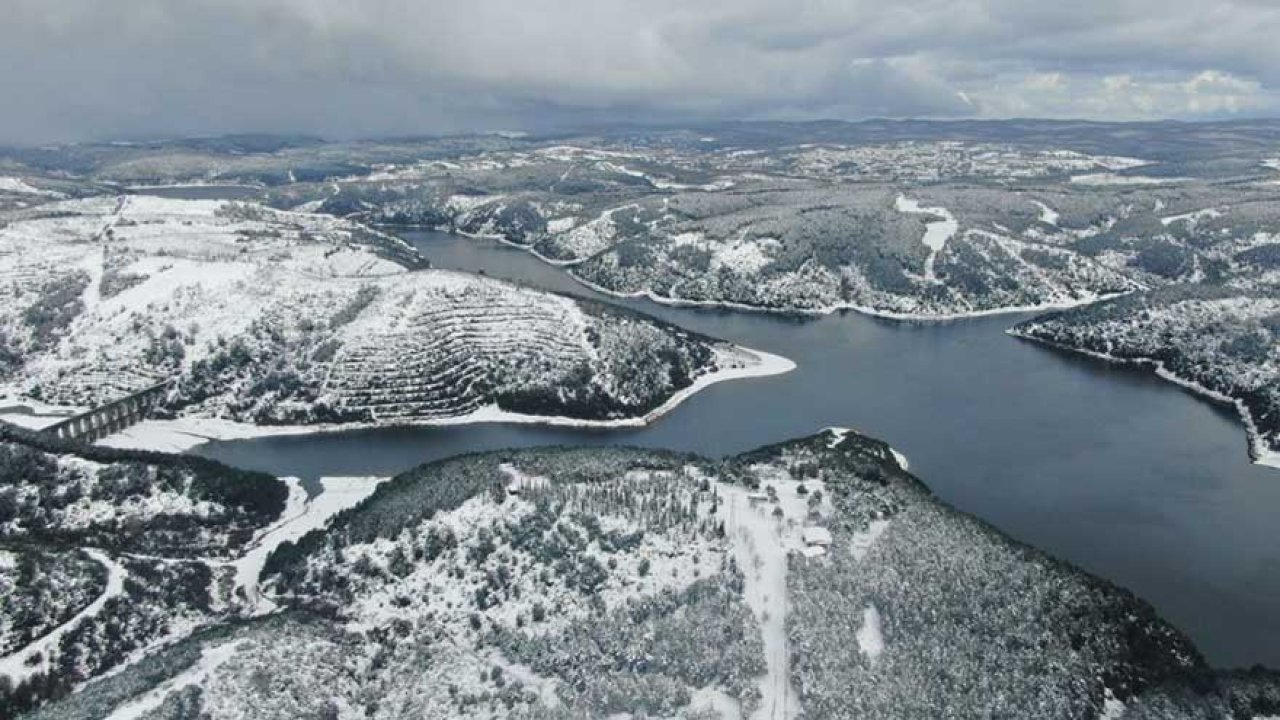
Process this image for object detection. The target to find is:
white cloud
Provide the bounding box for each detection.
[0,0,1278,142]
[968,68,1276,120]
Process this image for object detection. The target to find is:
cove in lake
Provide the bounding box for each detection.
[196,228,1280,669]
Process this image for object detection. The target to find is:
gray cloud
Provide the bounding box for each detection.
[2,0,1278,144]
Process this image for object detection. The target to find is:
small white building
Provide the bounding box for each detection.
[800,545,827,559]
[802,526,833,547]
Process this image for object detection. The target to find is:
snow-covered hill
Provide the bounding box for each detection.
[22,429,1276,720]
[0,425,291,715]
[245,134,1279,320]
[0,196,788,431]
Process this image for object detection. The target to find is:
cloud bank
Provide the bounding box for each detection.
[2,0,1278,143]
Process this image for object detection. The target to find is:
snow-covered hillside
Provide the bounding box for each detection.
[0,196,787,430]
[24,429,1268,720]
[0,425,295,716]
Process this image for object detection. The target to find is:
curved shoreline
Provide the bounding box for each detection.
[389,224,1136,323]
[95,344,795,454]
[574,271,1135,323]
[1008,328,1279,470]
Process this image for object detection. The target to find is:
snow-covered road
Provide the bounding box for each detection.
[717,484,802,720]
[103,640,245,720]
[0,548,127,684]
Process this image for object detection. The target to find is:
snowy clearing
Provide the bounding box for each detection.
[243,476,387,611]
[716,482,802,720]
[856,604,885,663]
[894,195,958,282]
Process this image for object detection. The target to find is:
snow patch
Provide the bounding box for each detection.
[889,448,910,471]
[1032,200,1060,226]
[856,604,885,663]
[1099,686,1126,719]
[824,427,849,449]
[1070,173,1188,185]
[0,177,65,197]
[688,686,744,720]
[1160,208,1223,227]
[0,412,68,430]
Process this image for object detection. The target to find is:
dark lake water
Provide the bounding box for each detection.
[196,228,1280,668]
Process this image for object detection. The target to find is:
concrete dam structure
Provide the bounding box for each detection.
[43,381,172,443]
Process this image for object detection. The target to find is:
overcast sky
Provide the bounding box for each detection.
[3,0,1278,144]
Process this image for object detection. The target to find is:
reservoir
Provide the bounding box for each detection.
[196,228,1280,668]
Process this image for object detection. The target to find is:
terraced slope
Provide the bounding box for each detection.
[0,195,786,430]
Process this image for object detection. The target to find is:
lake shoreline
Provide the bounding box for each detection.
[96,344,794,454]
[1007,328,1279,470]
[379,222,1134,323]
